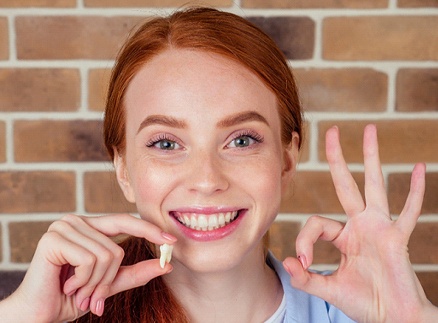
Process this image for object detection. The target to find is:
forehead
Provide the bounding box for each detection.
[124,49,279,127]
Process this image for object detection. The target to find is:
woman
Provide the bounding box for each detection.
[0,7,436,322]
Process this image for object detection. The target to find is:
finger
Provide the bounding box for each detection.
[396,163,426,236]
[48,218,124,313]
[83,213,177,245]
[326,126,365,216]
[296,215,344,269]
[283,257,335,304]
[108,258,172,297]
[363,124,389,213]
[36,231,97,297]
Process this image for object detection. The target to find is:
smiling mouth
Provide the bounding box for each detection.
[171,210,242,231]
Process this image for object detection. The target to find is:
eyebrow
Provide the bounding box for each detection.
[137,115,187,134]
[216,111,269,128]
[137,110,269,134]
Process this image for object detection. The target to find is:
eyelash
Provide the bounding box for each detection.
[145,134,182,149]
[145,130,264,150]
[228,130,264,147]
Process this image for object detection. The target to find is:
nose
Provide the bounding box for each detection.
[185,149,229,195]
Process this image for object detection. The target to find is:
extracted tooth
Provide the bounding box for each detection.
[159,243,174,269]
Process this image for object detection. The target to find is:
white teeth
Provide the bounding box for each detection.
[198,215,208,231]
[159,243,173,269]
[176,211,239,231]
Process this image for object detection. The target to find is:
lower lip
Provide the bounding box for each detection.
[171,210,246,242]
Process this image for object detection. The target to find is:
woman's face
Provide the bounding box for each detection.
[115,49,298,272]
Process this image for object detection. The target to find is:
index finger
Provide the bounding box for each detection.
[82,214,177,245]
[326,126,365,216]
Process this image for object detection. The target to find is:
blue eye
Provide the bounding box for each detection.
[229,136,255,148]
[227,131,263,149]
[146,135,182,150]
[156,140,178,150]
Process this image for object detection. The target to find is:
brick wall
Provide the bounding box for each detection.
[0,0,437,305]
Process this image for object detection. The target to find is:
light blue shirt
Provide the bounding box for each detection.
[267,252,356,323]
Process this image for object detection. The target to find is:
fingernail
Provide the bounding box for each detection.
[161,232,177,242]
[95,298,105,316]
[282,261,293,277]
[80,297,91,312]
[298,254,308,269]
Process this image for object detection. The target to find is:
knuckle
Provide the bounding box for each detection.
[38,231,61,247]
[82,253,97,267]
[47,220,70,233]
[113,245,125,261]
[98,249,114,265]
[306,215,323,226]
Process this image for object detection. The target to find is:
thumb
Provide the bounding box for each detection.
[283,256,335,304]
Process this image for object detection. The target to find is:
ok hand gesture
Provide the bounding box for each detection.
[283,124,437,322]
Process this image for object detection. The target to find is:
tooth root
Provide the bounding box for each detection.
[159,243,174,269]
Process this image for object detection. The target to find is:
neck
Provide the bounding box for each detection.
[164,246,283,323]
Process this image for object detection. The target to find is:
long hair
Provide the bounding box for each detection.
[77,7,303,322]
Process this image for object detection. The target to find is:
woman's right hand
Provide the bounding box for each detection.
[1,213,176,323]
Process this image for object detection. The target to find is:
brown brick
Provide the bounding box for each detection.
[0,171,75,213]
[313,240,341,264]
[14,120,108,162]
[85,0,232,6]
[280,171,365,214]
[295,68,387,112]
[398,0,438,7]
[247,17,314,60]
[0,224,2,262]
[396,68,438,112]
[417,272,438,306]
[318,120,438,164]
[0,0,75,7]
[242,0,388,8]
[16,16,144,60]
[88,68,111,111]
[0,121,5,163]
[298,121,310,163]
[268,221,300,260]
[388,172,438,215]
[9,221,52,263]
[0,18,8,60]
[409,223,438,264]
[84,171,137,214]
[323,16,438,60]
[0,69,80,112]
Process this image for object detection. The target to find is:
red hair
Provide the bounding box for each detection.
[78,7,303,322]
[104,7,302,160]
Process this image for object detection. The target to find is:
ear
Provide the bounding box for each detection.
[281,132,300,193]
[113,148,136,203]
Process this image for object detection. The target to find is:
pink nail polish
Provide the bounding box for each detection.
[298,255,308,269]
[96,299,105,316]
[80,297,91,312]
[161,232,177,242]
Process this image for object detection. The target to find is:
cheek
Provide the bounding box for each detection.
[246,158,283,209]
[130,163,176,220]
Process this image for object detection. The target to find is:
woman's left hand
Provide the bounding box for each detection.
[283,124,437,322]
